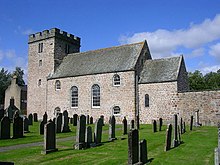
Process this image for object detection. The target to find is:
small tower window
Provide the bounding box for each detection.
[71,86,78,107]
[145,94,149,107]
[39,60,42,66]
[38,79,41,86]
[38,43,43,53]
[55,80,61,90]
[113,106,120,115]
[92,84,100,108]
[113,74,120,86]
[65,44,70,54]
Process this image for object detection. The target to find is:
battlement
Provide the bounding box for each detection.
[28,28,80,44]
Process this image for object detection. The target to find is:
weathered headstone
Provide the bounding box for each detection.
[139,139,148,164]
[122,117,128,135]
[128,129,139,165]
[0,116,10,139]
[90,116,93,124]
[75,115,86,149]
[5,98,19,121]
[0,108,4,121]
[173,114,178,147]
[159,118,163,131]
[28,113,33,125]
[109,115,117,141]
[130,120,135,129]
[33,113,38,122]
[42,120,58,154]
[24,116,30,133]
[180,117,183,134]
[94,118,103,145]
[87,115,90,125]
[73,114,78,126]
[164,124,172,151]
[152,120,157,133]
[12,114,23,138]
[40,112,48,135]
[43,112,48,123]
[56,113,62,133]
[195,110,201,126]
[85,126,93,148]
[100,115,104,126]
[190,115,193,131]
[183,121,186,133]
[62,110,71,133]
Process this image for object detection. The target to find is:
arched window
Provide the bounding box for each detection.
[92,84,100,107]
[113,106,120,115]
[145,94,149,107]
[71,86,78,107]
[113,74,120,86]
[54,107,61,117]
[55,80,61,90]
[38,79,41,86]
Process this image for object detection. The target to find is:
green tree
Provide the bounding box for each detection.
[188,70,206,90]
[12,67,25,86]
[0,68,11,105]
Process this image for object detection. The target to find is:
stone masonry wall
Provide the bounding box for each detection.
[46,71,136,124]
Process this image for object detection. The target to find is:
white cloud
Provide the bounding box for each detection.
[200,65,220,74]
[0,50,3,62]
[5,50,16,59]
[22,29,35,35]
[119,14,220,58]
[209,43,220,58]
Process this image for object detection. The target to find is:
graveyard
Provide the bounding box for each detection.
[0,114,217,164]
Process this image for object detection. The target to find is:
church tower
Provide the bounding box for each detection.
[27,28,81,119]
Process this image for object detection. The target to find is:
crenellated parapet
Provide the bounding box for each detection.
[28,28,80,45]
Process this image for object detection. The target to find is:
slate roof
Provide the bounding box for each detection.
[139,56,182,84]
[49,42,145,79]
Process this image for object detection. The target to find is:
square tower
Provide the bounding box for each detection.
[27,28,81,119]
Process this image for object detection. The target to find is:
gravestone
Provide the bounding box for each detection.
[40,113,48,135]
[0,116,10,139]
[73,114,78,126]
[75,115,86,149]
[122,117,127,135]
[130,120,135,129]
[42,120,58,154]
[90,116,93,124]
[28,113,33,125]
[87,115,90,125]
[159,118,163,131]
[178,125,181,144]
[128,129,139,165]
[164,124,172,151]
[33,113,38,122]
[94,118,103,145]
[85,126,93,148]
[152,120,157,133]
[183,121,186,133]
[195,110,201,126]
[0,108,4,121]
[62,110,71,133]
[56,113,62,133]
[13,114,23,138]
[190,115,193,131]
[5,98,19,121]
[173,114,178,147]
[43,112,48,122]
[24,116,30,133]
[139,139,148,164]
[180,118,183,134]
[109,115,117,141]
[100,115,104,126]
[70,117,73,124]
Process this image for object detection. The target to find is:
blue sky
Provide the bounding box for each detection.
[1,0,220,81]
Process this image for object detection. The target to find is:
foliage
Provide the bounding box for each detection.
[188,69,220,90]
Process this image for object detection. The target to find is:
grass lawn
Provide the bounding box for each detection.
[0,123,217,165]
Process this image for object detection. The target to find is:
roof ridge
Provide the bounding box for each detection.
[146,55,181,62]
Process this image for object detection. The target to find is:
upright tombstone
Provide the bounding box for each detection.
[130,120,135,129]
[190,115,193,131]
[164,124,172,151]
[42,120,58,154]
[85,126,93,148]
[0,108,4,121]
[40,112,48,135]
[122,117,128,135]
[5,98,19,121]
[180,118,183,134]
[12,113,23,138]
[195,110,201,126]
[33,113,38,122]
[128,129,139,165]
[56,113,62,133]
[109,115,117,141]
[70,117,73,124]
[28,113,33,125]
[23,116,30,133]
[73,114,78,126]
[43,112,48,123]
[100,115,104,126]
[87,115,90,125]
[94,118,103,145]
[159,118,163,131]
[139,139,148,164]
[0,116,10,139]
[75,115,86,149]
[183,121,186,133]
[178,125,181,144]
[90,116,93,124]
[173,114,178,147]
[152,120,157,133]
[62,110,71,133]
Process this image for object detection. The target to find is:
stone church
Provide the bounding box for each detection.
[27,28,220,125]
